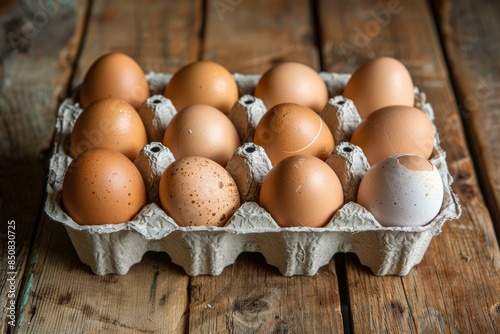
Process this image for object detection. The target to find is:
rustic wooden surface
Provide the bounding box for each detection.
[432,0,500,236]
[1,0,499,333]
[0,1,86,333]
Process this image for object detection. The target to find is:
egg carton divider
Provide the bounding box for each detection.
[44,71,461,276]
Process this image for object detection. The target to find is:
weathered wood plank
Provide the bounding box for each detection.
[0,0,82,158]
[13,1,202,333]
[71,0,202,82]
[189,1,344,333]
[0,1,86,333]
[318,0,500,332]
[432,0,500,237]
[16,219,189,334]
[202,0,321,73]
[190,253,341,333]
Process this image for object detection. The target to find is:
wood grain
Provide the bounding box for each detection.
[13,1,202,333]
[71,0,202,84]
[202,0,321,73]
[15,218,189,334]
[0,1,86,332]
[0,0,82,158]
[318,0,500,332]
[190,253,342,333]
[188,1,344,333]
[432,0,500,237]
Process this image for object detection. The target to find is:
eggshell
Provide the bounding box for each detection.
[357,154,444,227]
[162,104,240,167]
[350,105,435,166]
[159,156,241,227]
[254,62,328,113]
[61,148,147,225]
[163,61,239,115]
[254,103,334,165]
[79,52,150,110]
[260,155,344,228]
[342,57,414,119]
[70,98,148,161]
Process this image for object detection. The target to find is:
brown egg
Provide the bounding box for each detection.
[254,62,328,113]
[260,155,344,228]
[70,98,148,161]
[159,156,241,227]
[342,57,414,119]
[350,105,435,166]
[162,104,240,167]
[79,52,150,110]
[62,148,147,225]
[163,61,239,115]
[254,103,334,165]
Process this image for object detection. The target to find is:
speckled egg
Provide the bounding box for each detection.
[62,148,147,225]
[159,156,241,227]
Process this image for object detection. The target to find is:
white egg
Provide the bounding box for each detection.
[357,154,444,227]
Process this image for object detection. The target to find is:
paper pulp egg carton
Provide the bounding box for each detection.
[44,71,461,277]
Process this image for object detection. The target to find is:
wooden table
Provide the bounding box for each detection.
[1,0,499,333]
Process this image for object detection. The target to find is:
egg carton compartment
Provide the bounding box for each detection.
[44,71,461,276]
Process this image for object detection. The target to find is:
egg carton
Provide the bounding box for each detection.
[44,71,461,276]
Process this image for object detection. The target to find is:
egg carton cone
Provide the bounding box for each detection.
[44,71,461,276]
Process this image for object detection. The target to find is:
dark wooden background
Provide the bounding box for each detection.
[1,0,499,333]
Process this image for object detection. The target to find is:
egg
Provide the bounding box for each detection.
[342,57,414,119]
[79,52,150,110]
[70,98,148,161]
[159,156,241,227]
[163,61,239,115]
[254,103,334,165]
[350,105,435,166]
[260,155,344,228]
[162,104,240,167]
[357,154,444,227]
[62,148,147,225]
[254,62,328,113]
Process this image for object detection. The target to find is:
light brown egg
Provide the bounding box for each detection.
[254,62,328,113]
[62,148,147,225]
[70,98,148,161]
[162,104,240,167]
[350,105,435,166]
[342,57,414,119]
[163,61,239,115]
[253,103,334,165]
[159,156,241,227]
[79,52,150,110]
[260,155,344,228]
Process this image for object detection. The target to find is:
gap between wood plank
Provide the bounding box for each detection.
[310,0,351,332]
[64,0,94,99]
[196,0,208,61]
[427,0,500,242]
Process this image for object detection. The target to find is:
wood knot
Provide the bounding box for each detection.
[233,296,269,315]
[387,301,405,315]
